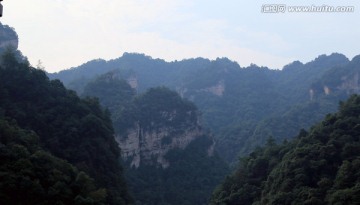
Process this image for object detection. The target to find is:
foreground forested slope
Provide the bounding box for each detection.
[211,94,360,205]
[0,51,132,204]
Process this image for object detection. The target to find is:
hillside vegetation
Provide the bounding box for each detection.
[0,51,132,204]
[211,95,360,205]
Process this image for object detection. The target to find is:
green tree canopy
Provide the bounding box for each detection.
[0,51,132,204]
[211,95,360,205]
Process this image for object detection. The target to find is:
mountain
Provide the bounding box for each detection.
[82,75,229,205]
[211,94,360,205]
[4,16,360,204]
[48,53,212,95]
[0,22,26,63]
[49,52,358,164]
[0,50,132,204]
[0,22,18,51]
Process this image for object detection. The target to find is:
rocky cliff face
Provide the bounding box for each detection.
[310,58,360,99]
[114,87,215,168]
[116,124,204,168]
[338,72,360,94]
[126,75,138,90]
[200,80,225,96]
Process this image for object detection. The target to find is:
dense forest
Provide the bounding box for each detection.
[0,117,106,204]
[0,50,132,204]
[211,94,360,204]
[50,52,358,164]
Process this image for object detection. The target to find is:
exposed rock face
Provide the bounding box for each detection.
[116,125,203,168]
[324,86,331,95]
[339,72,360,94]
[309,89,314,101]
[207,139,216,157]
[311,71,360,99]
[200,80,225,96]
[126,75,138,90]
[114,87,216,169]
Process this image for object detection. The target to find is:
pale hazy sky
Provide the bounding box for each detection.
[1,0,359,72]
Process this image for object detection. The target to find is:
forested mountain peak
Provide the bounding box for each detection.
[283,53,348,72]
[0,22,18,50]
[283,60,304,71]
[0,23,25,64]
[305,53,349,69]
[117,52,162,62]
[351,54,360,63]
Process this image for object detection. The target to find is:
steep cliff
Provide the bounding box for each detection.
[117,124,204,168]
[114,86,206,168]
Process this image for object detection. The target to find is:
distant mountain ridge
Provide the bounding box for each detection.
[49,52,359,164]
